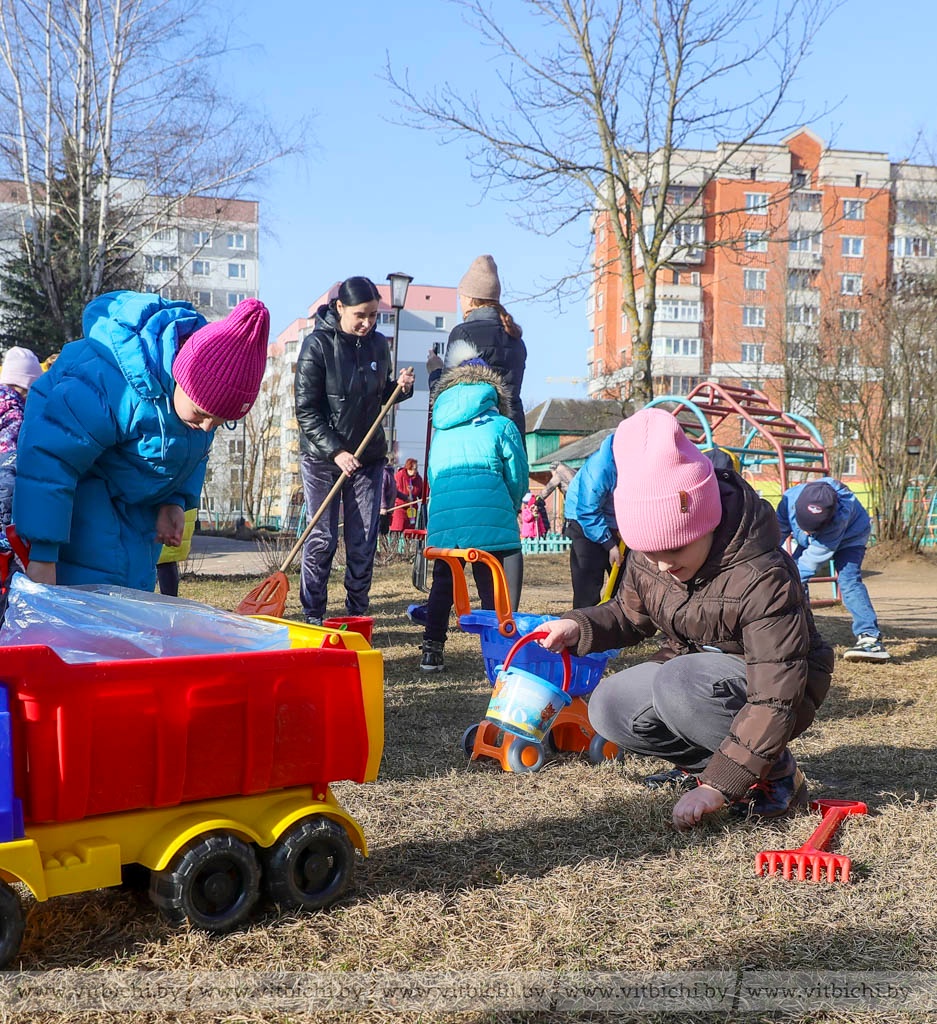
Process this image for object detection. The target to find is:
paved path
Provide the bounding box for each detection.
[188,535,269,575]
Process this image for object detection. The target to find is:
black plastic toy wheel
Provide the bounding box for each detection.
[542,728,560,756]
[506,738,545,773]
[0,880,24,969]
[149,832,261,932]
[263,817,355,912]
[460,723,479,757]
[588,732,623,765]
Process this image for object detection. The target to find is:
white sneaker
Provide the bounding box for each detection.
[843,635,891,661]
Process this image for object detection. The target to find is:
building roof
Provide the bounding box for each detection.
[529,428,615,471]
[308,283,458,316]
[525,398,623,434]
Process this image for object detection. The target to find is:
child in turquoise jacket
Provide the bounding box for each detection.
[419,342,528,671]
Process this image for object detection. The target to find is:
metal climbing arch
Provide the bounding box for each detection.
[647,381,829,490]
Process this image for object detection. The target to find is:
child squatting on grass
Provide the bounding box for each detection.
[538,408,835,832]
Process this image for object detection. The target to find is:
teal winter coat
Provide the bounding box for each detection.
[426,363,528,552]
[14,291,213,589]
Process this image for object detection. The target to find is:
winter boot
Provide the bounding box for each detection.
[420,639,445,673]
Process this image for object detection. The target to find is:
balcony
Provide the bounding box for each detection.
[788,250,823,269]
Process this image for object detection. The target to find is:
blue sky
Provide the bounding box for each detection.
[227,0,936,407]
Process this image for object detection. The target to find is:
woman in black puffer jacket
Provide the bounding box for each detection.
[294,276,414,624]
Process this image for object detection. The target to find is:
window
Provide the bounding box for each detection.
[434,316,445,329]
[153,227,175,242]
[742,306,765,327]
[894,236,935,258]
[788,269,817,290]
[841,273,863,295]
[144,255,178,273]
[228,262,246,278]
[743,269,766,291]
[658,298,701,322]
[792,170,809,188]
[841,454,858,476]
[227,232,246,249]
[672,271,681,285]
[789,229,821,253]
[741,344,764,363]
[790,191,821,213]
[744,231,768,253]
[192,230,211,246]
[227,292,246,307]
[787,304,818,326]
[378,312,396,326]
[655,375,701,395]
[192,259,211,276]
[195,290,212,307]
[672,221,704,247]
[841,236,864,257]
[230,468,241,487]
[596,291,604,310]
[228,439,244,456]
[837,347,857,368]
[840,310,862,331]
[842,199,865,221]
[787,340,819,362]
[658,337,700,357]
[745,192,769,216]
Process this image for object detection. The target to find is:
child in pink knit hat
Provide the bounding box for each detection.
[15,292,269,590]
[539,408,834,831]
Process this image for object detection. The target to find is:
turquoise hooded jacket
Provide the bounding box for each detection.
[426,363,528,552]
[14,291,213,589]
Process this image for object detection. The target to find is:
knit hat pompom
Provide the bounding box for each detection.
[173,298,270,420]
[458,255,501,301]
[445,338,489,368]
[612,408,722,552]
[0,346,42,390]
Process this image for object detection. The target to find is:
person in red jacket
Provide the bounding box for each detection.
[390,458,424,540]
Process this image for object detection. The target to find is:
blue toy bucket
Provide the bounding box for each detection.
[485,631,572,742]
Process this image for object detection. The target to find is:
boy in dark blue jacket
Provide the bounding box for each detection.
[776,478,889,662]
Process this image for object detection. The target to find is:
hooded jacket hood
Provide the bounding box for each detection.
[81,291,205,401]
[431,362,514,430]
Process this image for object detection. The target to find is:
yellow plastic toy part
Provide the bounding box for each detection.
[423,547,515,636]
[0,787,365,903]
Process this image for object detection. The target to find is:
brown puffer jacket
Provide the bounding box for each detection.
[566,470,834,800]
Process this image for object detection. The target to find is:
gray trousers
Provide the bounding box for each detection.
[299,455,384,620]
[587,653,747,774]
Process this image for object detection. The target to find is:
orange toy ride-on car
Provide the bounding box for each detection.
[0,617,383,967]
[424,547,623,773]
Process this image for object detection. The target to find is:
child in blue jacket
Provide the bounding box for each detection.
[563,433,621,607]
[776,477,889,661]
[419,342,528,672]
[14,292,269,591]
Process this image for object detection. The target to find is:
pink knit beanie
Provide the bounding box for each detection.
[612,408,722,551]
[0,346,42,389]
[458,255,501,301]
[173,298,270,420]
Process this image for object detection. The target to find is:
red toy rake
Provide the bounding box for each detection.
[755,799,867,883]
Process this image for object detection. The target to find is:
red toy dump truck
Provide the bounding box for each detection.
[0,622,383,966]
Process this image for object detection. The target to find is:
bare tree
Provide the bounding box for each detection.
[244,358,286,526]
[389,0,834,404]
[0,0,303,344]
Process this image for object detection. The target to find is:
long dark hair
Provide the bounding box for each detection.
[465,297,522,339]
[338,276,380,306]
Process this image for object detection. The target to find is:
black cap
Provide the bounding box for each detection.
[795,482,837,532]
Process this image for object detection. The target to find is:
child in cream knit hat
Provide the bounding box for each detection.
[538,408,834,831]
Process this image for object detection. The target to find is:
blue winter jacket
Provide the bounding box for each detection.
[563,434,618,547]
[14,291,213,589]
[776,477,871,581]
[426,364,528,552]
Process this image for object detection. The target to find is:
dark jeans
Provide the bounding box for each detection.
[299,455,384,620]
[423,548,523,644]
[156,561,180,597]
[587,653,748,774]
[565,519,611,609]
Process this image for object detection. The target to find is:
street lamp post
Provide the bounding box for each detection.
[386,271,413,463]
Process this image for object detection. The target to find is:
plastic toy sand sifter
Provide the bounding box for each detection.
[485,631,572,742]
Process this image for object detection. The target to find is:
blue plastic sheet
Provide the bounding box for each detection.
[0,574,290,663]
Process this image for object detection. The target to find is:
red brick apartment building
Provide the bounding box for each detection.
[587,129,933,481]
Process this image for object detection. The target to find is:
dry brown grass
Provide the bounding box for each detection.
[14,554,937,1023]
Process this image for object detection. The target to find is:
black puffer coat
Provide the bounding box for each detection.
[566,470,834,801]
[445,306,527,439]
[295,302,410,465]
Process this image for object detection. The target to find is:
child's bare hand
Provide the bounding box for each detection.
[538,618,580,653]
[156,504,185,547]
[672,784,725,830]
